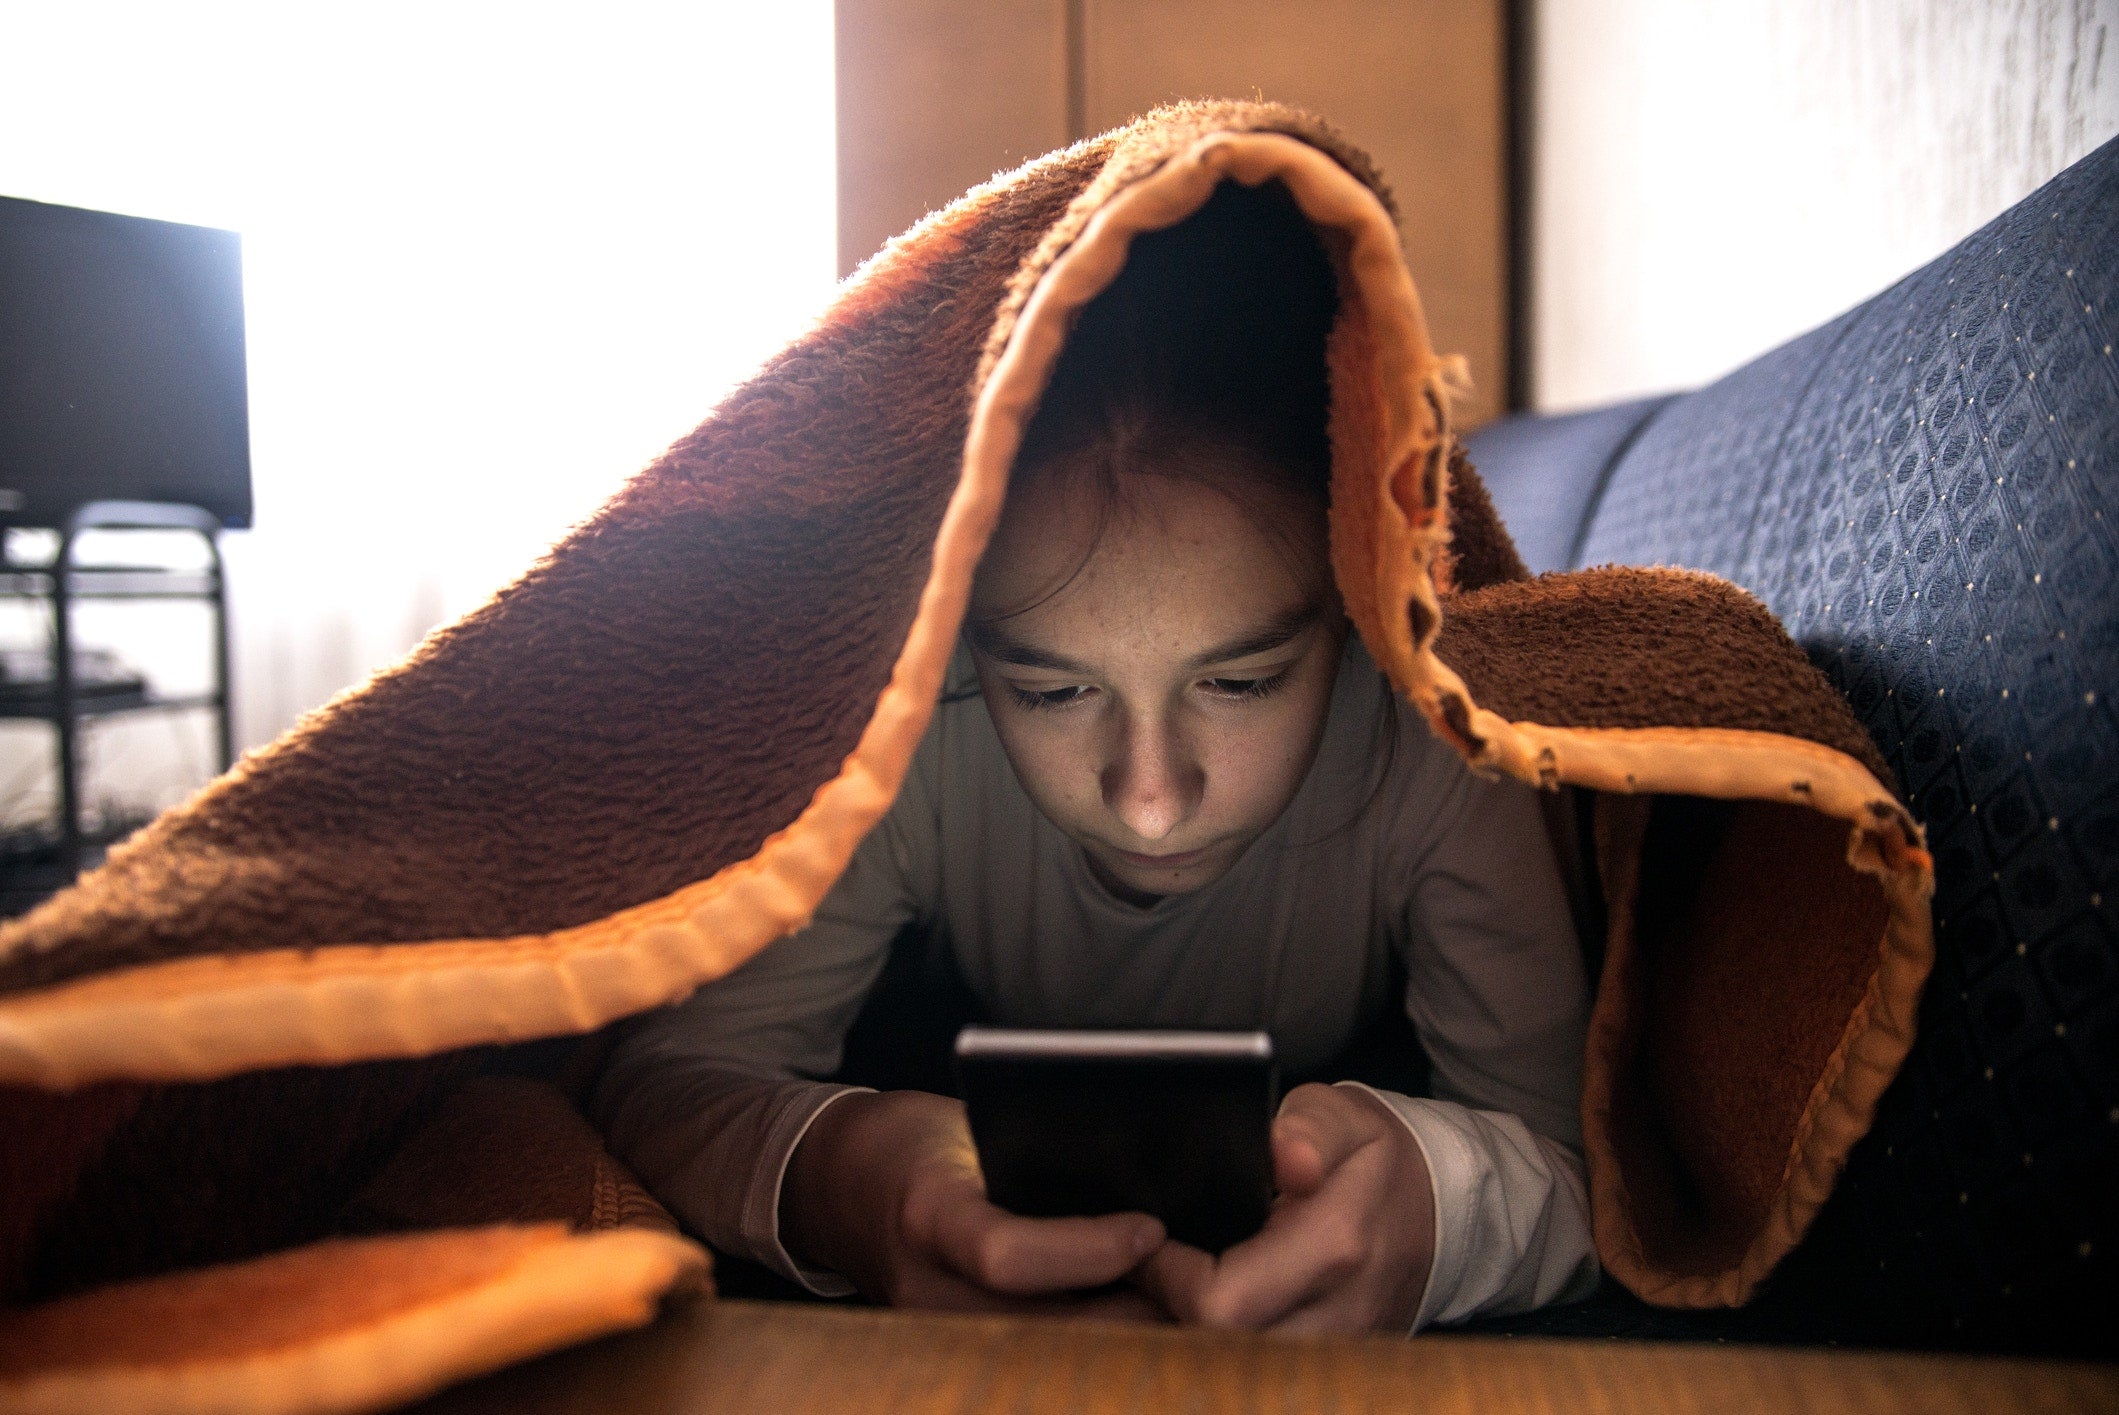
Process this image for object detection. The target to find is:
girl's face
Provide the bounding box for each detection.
[968,465,1345,905]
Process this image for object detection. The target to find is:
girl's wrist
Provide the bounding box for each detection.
[781,1089,965,1292]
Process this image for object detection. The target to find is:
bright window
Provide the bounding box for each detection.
[0,2,835,803]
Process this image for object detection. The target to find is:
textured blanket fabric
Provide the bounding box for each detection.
[0,102,1933,1410]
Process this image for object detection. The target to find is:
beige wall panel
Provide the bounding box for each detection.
[835,0,1071,276]
[1532,0,2119,411]
[1083,0,1509,427]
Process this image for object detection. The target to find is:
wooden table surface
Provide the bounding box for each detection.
[408,1296,2119,1414]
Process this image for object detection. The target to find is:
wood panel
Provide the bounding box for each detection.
[410,1296,2119,1414]
[834,0,1510,426]
[1080,0,1509,428]
[834,0,1070,276]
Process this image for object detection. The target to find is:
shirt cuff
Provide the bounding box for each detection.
[744,1083,873,1297]
[1333,1081,1599,1332]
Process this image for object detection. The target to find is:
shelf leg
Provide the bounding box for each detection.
[53,528,82,873]
[209,532,233,772]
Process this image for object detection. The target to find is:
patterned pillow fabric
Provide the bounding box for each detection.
[1481,135,2118,1355]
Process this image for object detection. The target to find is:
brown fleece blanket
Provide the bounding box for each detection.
[0,102,1933,1412]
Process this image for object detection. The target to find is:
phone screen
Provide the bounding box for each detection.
[954,1027,1278,1254]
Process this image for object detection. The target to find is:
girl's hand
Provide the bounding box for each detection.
[1135,1082,1435,1333]
[783,1089,1167,1318]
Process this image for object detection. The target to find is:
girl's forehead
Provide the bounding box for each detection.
[971,472,1321,656]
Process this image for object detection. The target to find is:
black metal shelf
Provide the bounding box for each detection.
[0,689,221,721]
[0,567,220,598]
[2,500,232,871]
[0,818,148,921]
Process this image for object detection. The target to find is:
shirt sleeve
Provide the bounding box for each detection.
[591,734,943,1296]
[1366,754,1600,1330]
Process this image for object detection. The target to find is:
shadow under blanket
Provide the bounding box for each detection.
[0,101,1933,1414]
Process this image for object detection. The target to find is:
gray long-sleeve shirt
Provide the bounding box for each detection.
[594,636,1599,1329]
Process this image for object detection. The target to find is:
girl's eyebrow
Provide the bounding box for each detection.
[964,623,1085,673]
[1183,603,1321,669]
[966,603,1320,675]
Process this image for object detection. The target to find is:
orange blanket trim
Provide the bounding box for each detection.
[1492,723,1934,1307]
[0,1225,707,1415]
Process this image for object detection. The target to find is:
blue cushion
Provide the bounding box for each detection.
[1464,394,1674,574]
[1560,136,2119,1353]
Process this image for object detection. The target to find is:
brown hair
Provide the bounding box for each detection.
[975,386,1336,625]
[977,176,1341,625]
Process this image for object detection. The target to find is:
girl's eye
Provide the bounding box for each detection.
[1203,670,1290,701]
[1008,684,1093,711]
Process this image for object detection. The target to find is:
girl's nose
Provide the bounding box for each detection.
[1101,715,1202,843]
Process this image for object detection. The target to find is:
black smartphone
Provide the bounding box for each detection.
[954,1026,1279,1255]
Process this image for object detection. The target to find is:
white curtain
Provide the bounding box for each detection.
[0,2,836,834]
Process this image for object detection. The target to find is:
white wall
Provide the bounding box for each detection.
[0,3,835,840]
[1531,0,2119,412]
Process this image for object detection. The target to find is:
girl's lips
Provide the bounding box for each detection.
[1112,844,1208,868]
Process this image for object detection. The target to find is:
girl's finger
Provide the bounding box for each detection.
[1267,1290,1365,1336]
[1172,1143,1387,1328]
[1273,1084,1382,1181]
[1273,1128,1328,1197]
[895,1265,1045,1312]
[897,1264,1164,1322]
[1133,1239,1218,1323]
[930,1199,1165,1295]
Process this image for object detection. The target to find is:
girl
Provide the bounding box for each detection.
[595,188,1598,1335]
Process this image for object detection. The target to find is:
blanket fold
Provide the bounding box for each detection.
[0,100,1932,1411]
